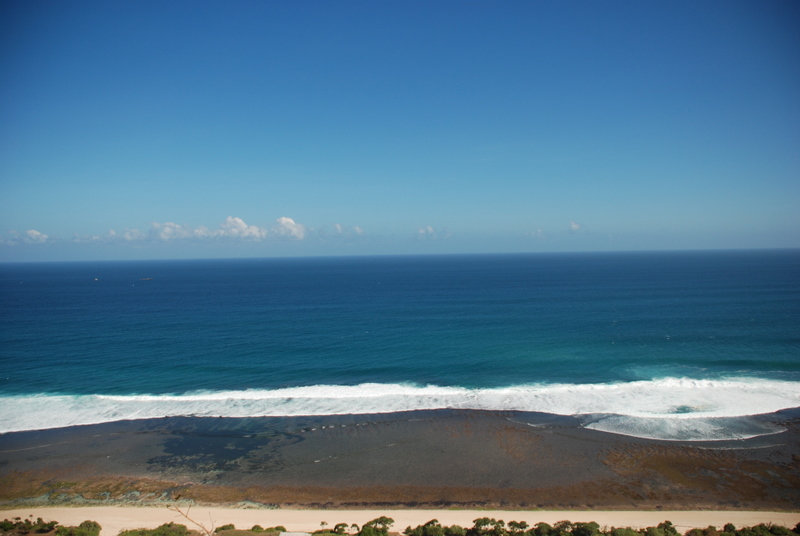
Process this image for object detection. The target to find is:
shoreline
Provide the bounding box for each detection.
[4,384,800,442]
[0,507,798,536]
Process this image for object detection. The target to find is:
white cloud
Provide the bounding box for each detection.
[2,229,50,246]
[192,225,214,238]
[570,220,582,232]
[151,221,194,240]
[219,216,269,239]
[24,229,48,243]
[332,223,364,236]
[274,216,305,240]
[72,233,101,243]
[141,216,307,242]
[2,215,314,249]
[3,229,50,245]
[417,225,451,240]
[143,217,272,241]
[123,228,146,241]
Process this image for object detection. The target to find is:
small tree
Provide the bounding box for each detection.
[425,521,446,536]
[370,518,395,531]
[644,527,664,536]
[470,519,493,536]
[573,522,600,536]
[658,522,679,536]
[56,521,103,536]
[610,528,640,536]
[554,521,573,536]
[508,522,529,535]
[360,518,394,536]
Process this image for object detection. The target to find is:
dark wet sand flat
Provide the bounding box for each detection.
[1,409,799,510]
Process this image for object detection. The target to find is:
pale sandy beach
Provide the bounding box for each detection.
[1,507,799,536]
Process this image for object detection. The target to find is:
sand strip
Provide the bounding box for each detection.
[0,507,798,536]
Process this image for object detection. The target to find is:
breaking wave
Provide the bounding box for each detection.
[1,377,798,441]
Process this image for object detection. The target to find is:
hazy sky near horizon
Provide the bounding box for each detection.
[2,0,799,261]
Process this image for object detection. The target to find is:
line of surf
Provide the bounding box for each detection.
[1,377,798,440]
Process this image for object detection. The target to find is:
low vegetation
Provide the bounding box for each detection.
[1,516,798,536]
[402,519,800,536]
[118,522,188,536]
[0,518,100,536]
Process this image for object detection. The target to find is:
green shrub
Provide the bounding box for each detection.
[119,523,187,536]
[54,520,101,536]
[645,527,665,536]
[359,518,394,536]
[610,528,640,536]
[0,517,59,535]
[574,523,601,536]
[658,522,680,536]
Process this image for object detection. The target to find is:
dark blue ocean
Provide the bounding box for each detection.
[1,250,799,440]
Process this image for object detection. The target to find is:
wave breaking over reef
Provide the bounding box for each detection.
[2,377,799,440]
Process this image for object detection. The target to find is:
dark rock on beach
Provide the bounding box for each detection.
[1,409,799,510]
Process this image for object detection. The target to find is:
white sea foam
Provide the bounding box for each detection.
[1,377,798,440]
[577,413,786,441]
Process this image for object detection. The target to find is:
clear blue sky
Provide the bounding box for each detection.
[2,0,798,261]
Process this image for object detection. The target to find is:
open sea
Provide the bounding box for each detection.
[1,250,799,441]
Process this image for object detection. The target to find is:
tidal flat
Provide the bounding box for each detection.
[1,409,799,510]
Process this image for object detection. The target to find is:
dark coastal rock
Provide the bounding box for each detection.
[1,410,799,510]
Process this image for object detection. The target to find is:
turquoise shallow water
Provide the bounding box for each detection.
[1,249,799,439]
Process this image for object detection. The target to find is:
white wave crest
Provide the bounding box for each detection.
[1,377,798,440]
